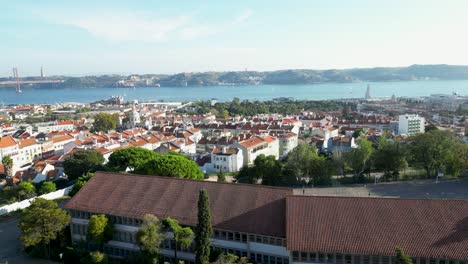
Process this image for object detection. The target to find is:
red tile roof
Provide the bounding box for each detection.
[65,172,292,237]
[0,136,17,148]
[286,196,468,260]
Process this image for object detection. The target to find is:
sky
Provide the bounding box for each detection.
[2,0,468,76]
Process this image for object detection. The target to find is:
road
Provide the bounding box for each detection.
[0,199,69,263]
[0,215,55,264]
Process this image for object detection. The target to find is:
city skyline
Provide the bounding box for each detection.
[2,0,468,76]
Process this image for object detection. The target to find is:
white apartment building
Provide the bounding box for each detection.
[18,138,42,166]
[211,146,244,173]
[233,136,279,166]
[398,114,425,135]
[36,121,75,133]
[278,133,298,158]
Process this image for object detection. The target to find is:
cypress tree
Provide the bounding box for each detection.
[195,189,212,264]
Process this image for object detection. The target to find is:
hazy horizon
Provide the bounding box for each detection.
[2,0,468,77]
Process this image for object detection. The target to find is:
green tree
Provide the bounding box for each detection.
[83,251,109,264]
[1,155,13,178]
[164,217,195,263]
[69,173,94,197]
[136,153,203,179]
[309,156,334,186]
[39,181,56,195]
[217,167,226,182]
[445,143,468,177]
[18,198,70,259]
[407,130,456,178]
[17,181,36,200]
[195,189,212,264]
[344,137,373,181]
[136,214,165,261]
[234,166,256,184]
[395,247,413,264]
[253,155,283,186]
[372,136,407,180]
[64,150,104,180]
[87,214,113,250]
[107,147,157,172]
[214,253,249,264]
[284,144,318,185]
[91,113,118,132]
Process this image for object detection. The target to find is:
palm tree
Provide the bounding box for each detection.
[1,156,13,178]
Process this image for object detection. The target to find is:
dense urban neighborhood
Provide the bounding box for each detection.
[0,93,467,264]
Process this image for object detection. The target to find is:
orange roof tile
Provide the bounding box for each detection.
[0,136,17,148]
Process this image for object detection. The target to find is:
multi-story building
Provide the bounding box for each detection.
[36,120,75,133]
[65,172,468,264]
[233,135,279,165]
[211,146,243,173]
[398,114,425,135]
[0,135,20,173]
[278,133,298,158]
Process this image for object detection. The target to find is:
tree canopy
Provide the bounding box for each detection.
[136,214,165,260]
[135,152,203,179]
[1,155,13,178]
[395,247,413,264]
[91,113,118,132]
[407,130,457,178]
[18,198,70,259]
[64,150,104,180]
[107,147,157,172]
[17,181,36,200]
[344,137,373,180]
[164,217,194,263]
[39,181,57,195]
[87,214,113,250]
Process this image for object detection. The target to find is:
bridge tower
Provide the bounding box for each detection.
[12,67,22,93]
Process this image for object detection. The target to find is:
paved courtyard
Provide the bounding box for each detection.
[294,178,468,199]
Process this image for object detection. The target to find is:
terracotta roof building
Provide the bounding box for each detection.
[65,172,468,263]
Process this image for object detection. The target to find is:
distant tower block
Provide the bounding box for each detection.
[40,66,45,78]
[365,84,371,99]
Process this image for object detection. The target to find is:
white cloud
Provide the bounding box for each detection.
[180,9,253,40]
[45,9,253,42]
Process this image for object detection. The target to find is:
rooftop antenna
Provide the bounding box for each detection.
[12,67,22,93]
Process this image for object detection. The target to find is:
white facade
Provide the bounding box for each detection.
[211,147,244,173]
[234,136,280,166]
[398,114,425,135]
[36,121,75,133]
[279,133,298,158]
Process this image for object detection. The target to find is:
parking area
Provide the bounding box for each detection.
[294,178,468,199]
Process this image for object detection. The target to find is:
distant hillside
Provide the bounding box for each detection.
[2,64,468,88]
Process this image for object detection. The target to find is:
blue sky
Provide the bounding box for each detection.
[2,0,468,76]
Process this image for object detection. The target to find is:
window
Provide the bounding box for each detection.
[319,253,326,262]
[371,256,379,264]
[327,254,335,263]
[301,252,308,262]
[241,234,247,243]
[293,252,299,262]
[345,255,352,264]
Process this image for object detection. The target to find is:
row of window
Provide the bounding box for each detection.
[114,230,136,244]
[71,223,88,236]
[291,252,468,264]
[103,245,136,258]
[213,229,286,247]
[70,211,286,247]
[211,246,289,264]
[69,210,143,227]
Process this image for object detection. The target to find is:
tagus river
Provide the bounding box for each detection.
[1,80,467,105]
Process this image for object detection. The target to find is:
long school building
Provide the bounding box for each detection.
[65,172,468,263]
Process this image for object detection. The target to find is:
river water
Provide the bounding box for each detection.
[0,80,467,104]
